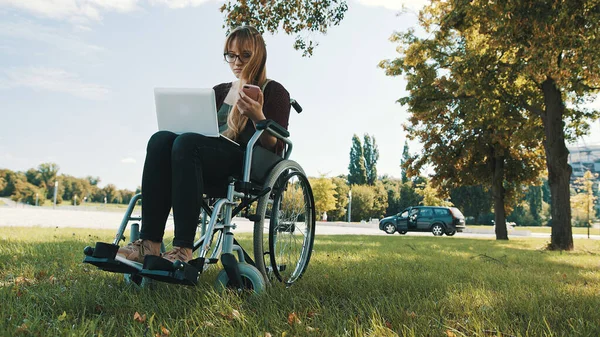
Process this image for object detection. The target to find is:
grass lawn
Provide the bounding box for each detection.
[467,225,598,236]
[1,227,599,336]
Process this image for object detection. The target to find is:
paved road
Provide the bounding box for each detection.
[1,205,599,240]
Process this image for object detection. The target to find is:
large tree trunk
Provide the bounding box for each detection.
[541,77,574,250]
[491,151,508,240]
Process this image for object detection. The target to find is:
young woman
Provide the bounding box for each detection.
[118,26,291,264]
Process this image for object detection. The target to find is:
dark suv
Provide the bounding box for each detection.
[379,206,466,236]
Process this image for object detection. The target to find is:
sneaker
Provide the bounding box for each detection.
[117,239,161,263]
[162,246,193,263]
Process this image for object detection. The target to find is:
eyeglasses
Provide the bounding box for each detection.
[224,52,252,63]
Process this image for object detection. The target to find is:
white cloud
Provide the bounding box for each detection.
[0,0,140,22]
[355,0,429,11]
[120,157,137,164]
[0,67,110,100]
[149,0,212,9]
[0,19,104,55]
[0,0,214,22]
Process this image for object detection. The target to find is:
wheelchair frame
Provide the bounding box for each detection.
[83,100,315,293]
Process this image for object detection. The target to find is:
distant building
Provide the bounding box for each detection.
[568,144,600,181]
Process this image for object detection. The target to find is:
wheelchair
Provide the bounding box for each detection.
[83,99,316,293]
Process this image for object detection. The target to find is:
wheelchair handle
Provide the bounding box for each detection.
[290,99,302,113]
[255,119,290,138]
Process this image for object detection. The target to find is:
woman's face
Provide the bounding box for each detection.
[226,38,252,79]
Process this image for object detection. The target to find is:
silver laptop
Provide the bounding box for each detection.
[154,88,221,137]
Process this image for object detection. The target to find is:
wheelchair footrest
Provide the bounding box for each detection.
[138,255,199,286]
[83,256,142,274]
[82,242,142,274]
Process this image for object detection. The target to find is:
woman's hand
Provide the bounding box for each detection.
[237,88,277,150]
[237,89,265,123]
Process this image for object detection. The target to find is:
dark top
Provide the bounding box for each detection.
[213,80,290,154]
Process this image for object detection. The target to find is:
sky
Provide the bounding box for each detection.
[1,0,599,190]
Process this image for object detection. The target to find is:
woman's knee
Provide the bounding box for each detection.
[147,131,177,153]
[171,133,208,160]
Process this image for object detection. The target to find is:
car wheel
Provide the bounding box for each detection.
[445,230,456,236]
[431,224,444,236]
[399,231,407,235]
[383,223,396,234]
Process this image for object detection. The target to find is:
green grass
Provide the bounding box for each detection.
[468,225,599,235]
[1,228,600,336]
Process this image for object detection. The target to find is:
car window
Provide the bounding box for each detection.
[433,208,449,216]
[409,208,419,216]
[450,207,464,218]
[399,210,408,218]
[419,208,433,217]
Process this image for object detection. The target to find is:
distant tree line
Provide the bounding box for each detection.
[307,136,595,227]
[0,163,139,206]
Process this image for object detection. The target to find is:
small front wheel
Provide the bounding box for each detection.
[431,224,444,236]
[446,230,456,236]
[383,223,396,234]
[214,263,266,294]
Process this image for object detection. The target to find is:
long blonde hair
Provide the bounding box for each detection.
[223,26,268,140]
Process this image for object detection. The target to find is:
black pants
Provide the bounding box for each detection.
[139,131,244,248]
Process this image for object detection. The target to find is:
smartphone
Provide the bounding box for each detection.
[242,84,261,101]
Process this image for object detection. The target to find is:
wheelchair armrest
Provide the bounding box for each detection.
[255,119,290,139]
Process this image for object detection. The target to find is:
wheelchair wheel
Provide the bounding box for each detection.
[254,160,316,286]
[214,263,266,294]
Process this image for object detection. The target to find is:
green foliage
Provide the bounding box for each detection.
[102,184,122,204]
[362,134,379,185]
[309,176,338,219]
[415,178,453,207]
[381,176,402,216]
[401,140,410,183]
[526,185,543,224]
[450,185,492,222]
[349,184,375,222]
[327,177,349,221]
[398,181,423,211]
[348,134,367,185]
[220,0,348,57]
[571,171,598,227]
[38,163,59,199]
[9,180,44,205]
[0,176,5,193]
[1,170,26,198]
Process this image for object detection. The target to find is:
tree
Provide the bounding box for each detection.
[526,185,543,225]
[571,171,597,227]
[349,184,375,222]
[398,181,423,212]
[379,1,549,240]
[415,179,453,207]
[328,176,349,221]
[450,185,493,223]
[25,169,42,186]
[401,140,410,183]
[381,176,402,216]
[102,184,122,204]
[386,0,600,249]
[38,163,60,199]
[363,134,379,185]
[348,135,367,185]
[221,0,348,56]
[309,176,338,219]
[0,176,5,193]
[372,180,388,219]
[10,180,44,205]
